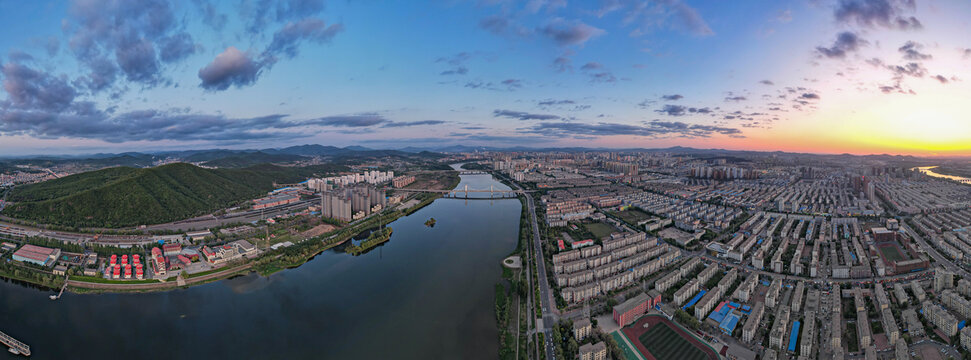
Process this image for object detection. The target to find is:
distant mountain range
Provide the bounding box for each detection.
[0,145,448,169]
[0,144,961,170]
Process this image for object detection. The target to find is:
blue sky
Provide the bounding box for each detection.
[1,0,970,156]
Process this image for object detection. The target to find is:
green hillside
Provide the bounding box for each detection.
[4,163,308,228]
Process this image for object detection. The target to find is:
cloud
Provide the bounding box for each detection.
[493,109,561,120]
[538,99,576,106]
[724,95,747,102]
[1,62,77,112]
[598,0,713,37]
[656,104,686,116]
[192,0,228,31]
[198,47,265,90]
[815,32,867,59]
[479,15,530,37]
[898,41,931,60]
[0,105,430,143]
[538,19,605,46]
[834,0,922,30]
[263,18,344,60]
[536,99,588,111]
[501,78,524,89]
[588,72,617,83]
[800,93,821,100]
[65,0,195,90]
[314,114,389,127]
[552,51,574,72]
[776,9,793,23]
[440,67,469,76]
[527,120,741,139]
[525,0,567,13]
[436,52,474,76]
[932,75,948,84]
[241,0,326,35]
[580,62,604,71]
[7,51,35,63]
[661,94,684,101]
[158,33,199,63]
[886,62,926,79]
[463,79,523,91]
[759,80,774,85]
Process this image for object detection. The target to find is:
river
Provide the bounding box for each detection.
[0,164,520,359]
[914,166,971,183]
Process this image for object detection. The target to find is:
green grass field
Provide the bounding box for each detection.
[610,209,653,225]
[584,222,616,239]
[878,245,905,262]
[638,322,708,360]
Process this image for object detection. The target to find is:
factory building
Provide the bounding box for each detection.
[12,244,61,267]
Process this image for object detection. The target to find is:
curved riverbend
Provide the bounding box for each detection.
[914,166,971,183]
[0,166,520,359]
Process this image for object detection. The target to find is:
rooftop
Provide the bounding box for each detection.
[613,293,650,314]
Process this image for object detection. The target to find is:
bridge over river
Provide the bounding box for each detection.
[392,185,533,199]
[1,330,30,356]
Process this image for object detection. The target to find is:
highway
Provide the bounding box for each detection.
[0,199,316,245]
[509,178,557,360]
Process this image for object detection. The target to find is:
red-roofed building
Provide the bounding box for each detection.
[162,243,182,256]
[12,244,61,267]
[557,239,566,251]
[151,247,167,278]
[572,239,595,249]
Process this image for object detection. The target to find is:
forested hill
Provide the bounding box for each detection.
[3,163,311,228]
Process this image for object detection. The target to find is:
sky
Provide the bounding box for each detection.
[1,0,970,156]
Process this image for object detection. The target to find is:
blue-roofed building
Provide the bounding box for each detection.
[719,311,741,335]
[788,321,801,352]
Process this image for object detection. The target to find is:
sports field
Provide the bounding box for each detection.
[877,244,905,262]
[610,209,653,225]
[621,315,718,360]
[639,322,708,360]
[584,222,616,239]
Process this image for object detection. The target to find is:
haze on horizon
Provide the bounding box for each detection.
[1,0,970,157]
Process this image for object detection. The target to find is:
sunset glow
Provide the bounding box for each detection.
[1,0,970,156]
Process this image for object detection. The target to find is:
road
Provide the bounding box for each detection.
[0,199,316,245]
[508,178,557,360]
[699,248,935,284]
[902,222,970,278]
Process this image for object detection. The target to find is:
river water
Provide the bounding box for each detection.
[914,166,971,182]
[0,165,519,359]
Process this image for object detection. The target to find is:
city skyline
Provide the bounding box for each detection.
[2,0,971,156]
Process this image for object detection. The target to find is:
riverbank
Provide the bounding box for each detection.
[0,169,461,294]
[924,166,971,181]
[0,165,518,359]
[914,166,971,183]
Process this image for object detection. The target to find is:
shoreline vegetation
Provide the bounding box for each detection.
[0,169,461,294]
[345,227,394,256]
